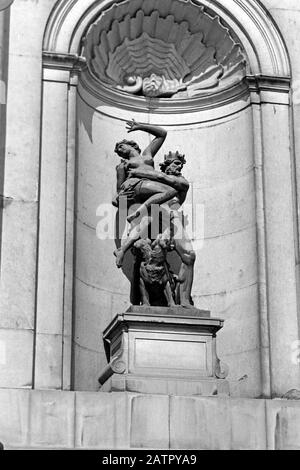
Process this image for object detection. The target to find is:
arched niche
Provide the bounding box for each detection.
[44,0,289,76]
[36,0,300,398]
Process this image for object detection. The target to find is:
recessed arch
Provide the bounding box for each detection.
[43,0,290,78]
[36,0,300,397]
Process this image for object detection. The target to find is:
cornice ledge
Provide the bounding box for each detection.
[79,71,250,115]
[247,75,291,93]
[42,51,87,72]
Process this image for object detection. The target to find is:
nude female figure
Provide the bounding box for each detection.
[113,119,187,268]
[113,119,180,221]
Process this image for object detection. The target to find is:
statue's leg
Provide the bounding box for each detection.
[139,277,150,305]
[174,228,196,307]
[164,281,176,307]
[114,215,152,268]
[127,181,178,223]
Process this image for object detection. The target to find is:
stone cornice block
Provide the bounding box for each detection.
[42,51,86,72]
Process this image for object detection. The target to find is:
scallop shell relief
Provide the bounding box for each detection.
[83,0,247,99]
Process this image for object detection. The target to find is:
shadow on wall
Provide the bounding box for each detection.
[78,96,94,143]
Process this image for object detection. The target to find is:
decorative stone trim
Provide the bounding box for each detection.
[247,75,290,105]
[79,68,250,115]
[247,75,291,94]
[98,353,127,386]
[42,52,87,85]
[42,51,87,72]
[215,357,229,380]
[98,307,229,396]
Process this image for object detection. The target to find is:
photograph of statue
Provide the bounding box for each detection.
[113,120,195,308]
[0,0,299,453]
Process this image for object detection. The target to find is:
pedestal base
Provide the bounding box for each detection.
[98,306,229,397]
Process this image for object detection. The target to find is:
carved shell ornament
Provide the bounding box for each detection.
[83,0,247,99]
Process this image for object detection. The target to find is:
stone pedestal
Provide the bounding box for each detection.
[98,306,229,396]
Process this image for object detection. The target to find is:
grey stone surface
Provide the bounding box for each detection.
[75,392,130,449]
[0,329,33,388]
[130,395,169,449]
[170,396,231,450]
[0,389,300,450]
[34,333,63,390]
[107,376,229,397]
[229,398,267,450]
[266,399,300,450]
[0,0,63,390]
[169,396,266,450]
[29,390,75,449]
[0,389,30,448]
[127,305,210,318]
[0,0,300,413]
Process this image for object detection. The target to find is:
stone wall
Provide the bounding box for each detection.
[74,91,260,394]
[0,0,300,401]
[0,388,300,450]
[0,0,58,389]
[261,0,300,319]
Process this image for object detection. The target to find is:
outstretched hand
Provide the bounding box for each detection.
[126,119,141,133]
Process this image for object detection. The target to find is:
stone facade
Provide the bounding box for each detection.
[1,388,300,450]
[1,0,300,449]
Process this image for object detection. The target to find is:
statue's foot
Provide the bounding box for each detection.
[127,210,140,224]
[113,248,124,268]
[112,197,119,208]
[180,299,195,309]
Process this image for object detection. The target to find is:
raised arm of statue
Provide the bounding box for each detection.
[126,119,167,159]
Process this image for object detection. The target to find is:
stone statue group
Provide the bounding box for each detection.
[113,120,196,308]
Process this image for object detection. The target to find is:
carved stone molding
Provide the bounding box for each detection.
[247,75,290,105]
[82,0,247,99]
[43,52,87,72]
[98,307,230,396]
[78,70,250,117]
[215,357,229,380]
[98,352,127,386]
[42,52,87,84]
[247,75,291,94]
